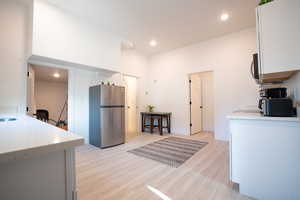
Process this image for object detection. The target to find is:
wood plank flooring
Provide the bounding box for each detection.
[76,133,253,200]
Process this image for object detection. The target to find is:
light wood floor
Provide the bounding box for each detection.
[76,133,253,200]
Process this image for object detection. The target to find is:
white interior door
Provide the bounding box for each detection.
[190,74,202,134]
[201,72,214,132]
[124,76,138,141]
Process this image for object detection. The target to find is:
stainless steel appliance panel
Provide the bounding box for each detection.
[100,85,112,106]
[100,85,125,106]
[100,107,125,148]
[111,86,125,106]
[89,86,101,147]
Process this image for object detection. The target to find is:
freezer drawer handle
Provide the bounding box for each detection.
[100,105,125,108]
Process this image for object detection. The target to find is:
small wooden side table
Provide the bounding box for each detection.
[141,112,171,135]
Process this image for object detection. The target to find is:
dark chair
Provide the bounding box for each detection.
[141,113,171,135]
[143,115,162,135]
[151,116,162,134]
[36,109,49,122]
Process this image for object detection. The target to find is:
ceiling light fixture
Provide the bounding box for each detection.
[53,73,60,78]
[220,13,229,21]
[149,40,157,47]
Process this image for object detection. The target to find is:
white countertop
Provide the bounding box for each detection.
[227,112,300,122]
[0,115,84,163]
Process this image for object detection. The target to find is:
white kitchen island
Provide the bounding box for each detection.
[228,112,300,200]
[0,115,84,200]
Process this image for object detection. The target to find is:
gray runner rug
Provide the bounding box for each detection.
[128,137,208,168]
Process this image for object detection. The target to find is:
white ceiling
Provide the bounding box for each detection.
[46,0,259,56]
[32,65,68,83]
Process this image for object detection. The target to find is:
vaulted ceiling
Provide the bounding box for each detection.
[46,0,259,55]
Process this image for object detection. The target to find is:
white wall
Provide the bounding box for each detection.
[68,68,99,144]
[0,0,32,113]
[32,0,123,72]
[121,49,150,108]
[35,80,68,123]
[148,28,259,140]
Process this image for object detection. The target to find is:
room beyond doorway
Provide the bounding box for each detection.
[27,64,69,130]
[189,71,214,135]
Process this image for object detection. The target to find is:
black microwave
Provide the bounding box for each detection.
[251,53,260,82]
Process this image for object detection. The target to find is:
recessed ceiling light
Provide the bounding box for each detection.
[149,40,157,47]
[220,13,229,21]
[53,73,60,78]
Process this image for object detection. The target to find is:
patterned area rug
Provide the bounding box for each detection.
[128,137,208,168]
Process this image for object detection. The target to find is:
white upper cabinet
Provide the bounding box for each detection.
[256,0,300,74]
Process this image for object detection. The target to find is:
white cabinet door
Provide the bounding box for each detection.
[257,0,300,74]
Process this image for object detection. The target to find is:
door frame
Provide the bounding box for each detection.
[188,71,214,136]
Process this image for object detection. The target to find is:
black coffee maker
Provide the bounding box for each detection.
[259,88,295,117]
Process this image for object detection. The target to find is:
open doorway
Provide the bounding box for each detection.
[124,75,138,141]
[27,64,69,130]
[189,71,214,135]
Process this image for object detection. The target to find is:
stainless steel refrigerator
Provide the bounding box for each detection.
[89,85,125,148]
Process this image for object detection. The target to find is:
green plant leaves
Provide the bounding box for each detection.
[259,0,274,6]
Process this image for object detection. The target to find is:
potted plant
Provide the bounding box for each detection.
[147,105,155,112]
[259,0,273,6]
